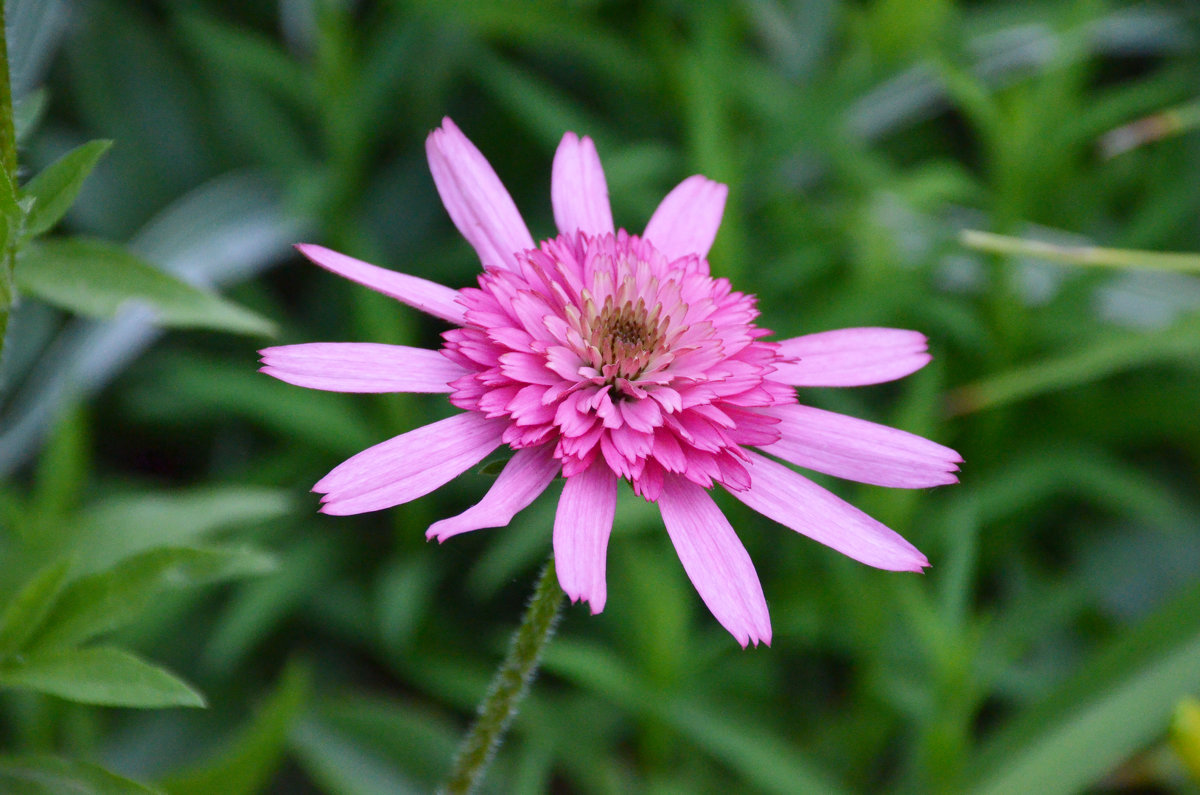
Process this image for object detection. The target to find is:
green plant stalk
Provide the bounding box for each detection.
[0,0,17,365]
[441,556,565,795]
[961,230,1200,274]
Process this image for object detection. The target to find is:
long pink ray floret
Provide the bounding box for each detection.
[659,476,771,647]
[295,243,466,324]
[260,343,468,393]
[426,117,534,273]
[643,174,728,262]
[732,452,930,572]
[262,118,962,646]
[427,444,561,541]
[772,327,932,386]
[553,461,618,613]
[315,413,505,515]
[551,132,614,239]
[760,404,962,488]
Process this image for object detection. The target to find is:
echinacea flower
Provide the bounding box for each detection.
[261,118,961,647]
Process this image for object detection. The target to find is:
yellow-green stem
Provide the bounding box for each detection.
[961,230,1200,275]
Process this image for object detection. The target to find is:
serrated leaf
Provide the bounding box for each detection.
[20,140,113,237]
[15,238,276,336]
[0,646,206,708]
[159,661,310,795]
[0,754,162,795]
[0,559,73,658]
[32,547,277,651]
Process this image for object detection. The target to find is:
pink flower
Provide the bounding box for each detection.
[261,118,961,647]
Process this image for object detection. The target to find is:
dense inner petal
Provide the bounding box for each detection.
[441,231,794,500]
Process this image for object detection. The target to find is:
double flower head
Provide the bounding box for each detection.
[261,119,960,646]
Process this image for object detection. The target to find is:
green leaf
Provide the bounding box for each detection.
[32,547,276,651]
[0,754,162,795]
[968,579,1200,795]
[15,238,277,336]
[69,486,293,576]
[0,646,206,708]
[20,140,113,237]
[159,661,310,795]
[0,559,73,658]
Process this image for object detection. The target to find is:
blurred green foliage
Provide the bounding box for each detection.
[2,0,1200,792]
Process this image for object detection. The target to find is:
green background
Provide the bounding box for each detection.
[2,0,1199,792]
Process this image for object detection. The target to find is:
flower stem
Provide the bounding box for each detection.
[960,229,1200,274]
[0,0,17,365]
[440,556,565,795]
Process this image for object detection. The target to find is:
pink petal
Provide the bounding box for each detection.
[732,452,929,572]
[760,404,960,488]
[553,461,617,613]
[657,475,771,647]
[316,413,505,515]
[427,444,561,541]
[296,244,466,325]
[260,343,469,393]
[772,328,931,386]
[551,132,614,238]
[426,117,535,272]
[643,175,727,262]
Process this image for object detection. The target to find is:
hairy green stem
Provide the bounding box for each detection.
[0,0,17,366]
[441,556,565,795]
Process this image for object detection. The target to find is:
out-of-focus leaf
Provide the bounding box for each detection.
[0,172,302,477]
[69,486,293,575]
[175,12,312,107]
[19,140,113,237]
[544,639,850,794]
[8,0,72,97]
[28,402,90,529]
[310,694,460,791]
[291,715,424,795]
[666,700,853,795]
[15,239,276,336]
[947,312,1200,415]
[968,580,1200,795]
[160,661,310,795]
[202,536,341,674]
[375,556,436,656]
[124,351,375,458]
[0,754,161,795]
[0,558,72,657]
[0,646,205,708]
[1172,698,1200,782]
[12,89,47,144]
[32,546,276,651]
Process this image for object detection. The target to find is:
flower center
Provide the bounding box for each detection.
[595,296,659,351]
[586,294,665,384]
